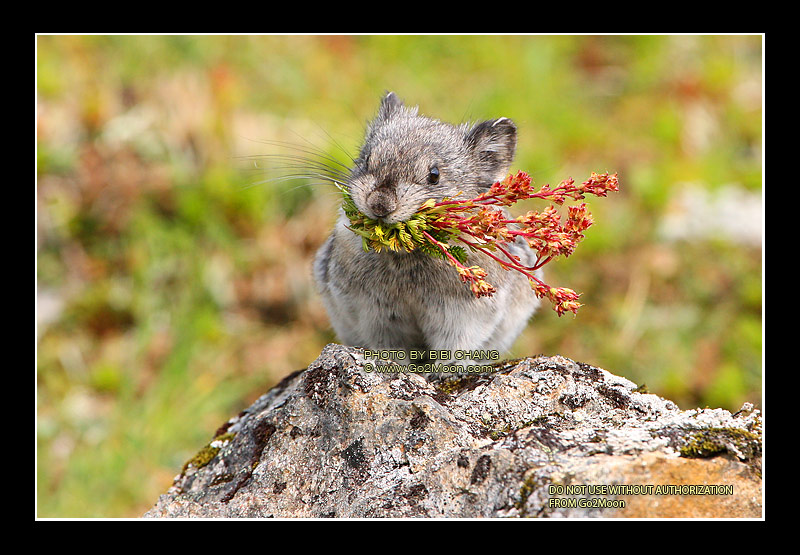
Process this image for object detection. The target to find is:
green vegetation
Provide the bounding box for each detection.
[36,35,762,517]
[181,432,237,474]
[679,427,761,461]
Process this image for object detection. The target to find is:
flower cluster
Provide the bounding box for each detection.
[340,170,619,316]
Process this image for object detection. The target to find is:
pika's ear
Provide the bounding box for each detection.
[466,117,517,185]
[378,91,405,120]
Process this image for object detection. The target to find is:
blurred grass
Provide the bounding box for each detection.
[36,35,762,517]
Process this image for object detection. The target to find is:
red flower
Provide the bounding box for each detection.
[422,171,619,315]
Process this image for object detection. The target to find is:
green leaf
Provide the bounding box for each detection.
[447,245,468,264]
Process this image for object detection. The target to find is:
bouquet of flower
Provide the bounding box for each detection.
[340,170,619,316]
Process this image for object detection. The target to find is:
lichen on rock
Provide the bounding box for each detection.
[146,344,762,518]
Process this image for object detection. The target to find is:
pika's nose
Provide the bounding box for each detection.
[366,188,397,218]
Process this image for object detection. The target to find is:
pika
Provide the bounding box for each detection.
[313,92,541,365]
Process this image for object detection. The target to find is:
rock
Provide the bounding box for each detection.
[144,344,762,518]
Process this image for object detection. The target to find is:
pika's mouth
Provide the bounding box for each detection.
[342,180,433,227]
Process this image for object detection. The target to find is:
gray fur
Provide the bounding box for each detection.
[314,92,541,368]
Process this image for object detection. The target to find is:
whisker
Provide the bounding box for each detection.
[242,172,345,190]
[232,134,359,214]
[304,124,358,166]
[238,138,353,174]
[239,154,352,187]
[239,153,350,174]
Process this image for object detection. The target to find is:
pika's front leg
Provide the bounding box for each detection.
[418,289,512,359]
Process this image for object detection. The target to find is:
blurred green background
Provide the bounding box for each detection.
[36,35,762,517]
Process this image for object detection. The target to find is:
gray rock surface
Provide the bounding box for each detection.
[145,344,762,518]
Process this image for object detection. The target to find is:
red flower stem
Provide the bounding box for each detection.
[425,210,562,273]
[432,199,477,208]
[491,242,553,272]
[532,255,553,271]
[458,238,548,289]
[432,184,578,209]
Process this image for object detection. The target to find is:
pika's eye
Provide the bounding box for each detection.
[427,166,440,184]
